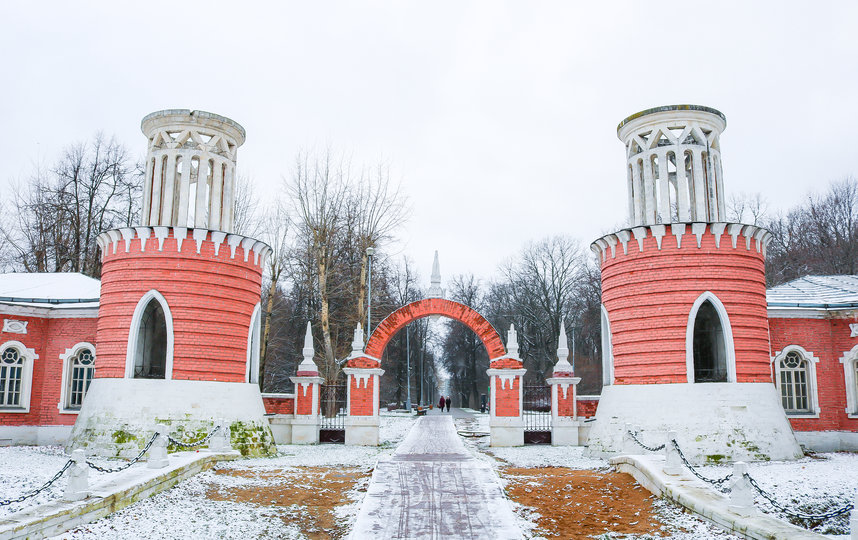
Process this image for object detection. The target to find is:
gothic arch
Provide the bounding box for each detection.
[363,298,506,362]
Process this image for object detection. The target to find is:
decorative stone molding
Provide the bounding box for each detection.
[2,319,28,334]
[851,323,858,338]
[589,222,771,262]
[96,226,272,270]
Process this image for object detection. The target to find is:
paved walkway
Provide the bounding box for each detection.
[348,415,521,539]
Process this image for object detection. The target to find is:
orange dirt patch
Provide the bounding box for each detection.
[501,467,672,539]
[206,466,369,539]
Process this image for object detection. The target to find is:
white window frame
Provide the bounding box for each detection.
[772,345,820,418]
[58,342,96,414]
[0,340,38,413]
[685,291,736,383]
[839,344,858,418]
[246,303,261,384]
[125,290,174,380]
[600,304,614,385]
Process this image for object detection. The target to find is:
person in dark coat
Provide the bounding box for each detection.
[445,396,451,412]
[439,395,445,410]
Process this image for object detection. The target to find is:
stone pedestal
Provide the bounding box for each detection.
[487,366,526,447]
[344,366,384,446]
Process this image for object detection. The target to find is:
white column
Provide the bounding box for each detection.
[714,154,726,222]
[642,155,656,224]
[675,152,691,222]
[657,150,670,223]
[208,159,224,230]
[149,154,164,226]
[692,150,708,221]
[142,157,154,226]
[194,155,209,228]
[222,163,235,233]
[177,152,192,227]
[160,153,177,226]
[631,160,643,226]
[626,165,635,224]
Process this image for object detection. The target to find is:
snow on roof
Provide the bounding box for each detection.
[766,275,858,309]
[0,273,100,308]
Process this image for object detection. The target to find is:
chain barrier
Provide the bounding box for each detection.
[0,460,73,506]
[85,432,159,473]
[166,425,220,449]
[670,440,732,492]
[744,473,854,521]
[628,430,665,452]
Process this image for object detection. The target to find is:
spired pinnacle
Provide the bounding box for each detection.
[427,250,443,299]
[297,321,319,372]
[351,322,365,355]
[506,324,520,357]
[554,321,574,373]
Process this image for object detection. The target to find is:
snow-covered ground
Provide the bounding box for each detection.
[57,411,417,539]
[697,452,858,537]
[0,445,149,519]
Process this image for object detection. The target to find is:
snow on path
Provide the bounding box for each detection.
[348,415,522,540]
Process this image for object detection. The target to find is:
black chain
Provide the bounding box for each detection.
[627,430,665,452]
[744,473,854,521]
[670,440,733,493]
[166,425,220,449]
[85,432,159,473]
[0,459,73,506]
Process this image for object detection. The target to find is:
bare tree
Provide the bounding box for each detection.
[727,192,768,225]
[286,149,349,383]
[257,199,290,389]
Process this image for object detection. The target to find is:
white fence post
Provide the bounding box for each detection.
[850,489,857,540]
[63,449,89,501]
[728,462,756,516]
[209,419,233,452]
[663,430,682,476]
[147,424,170,469]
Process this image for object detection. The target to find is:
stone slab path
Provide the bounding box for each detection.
[348,415,521,539]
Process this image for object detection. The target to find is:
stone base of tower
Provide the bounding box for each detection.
[585,383,802,463]
[67,379,276,458]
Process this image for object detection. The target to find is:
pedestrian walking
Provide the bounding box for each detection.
[439,395,445,411]
[445,396,451,412]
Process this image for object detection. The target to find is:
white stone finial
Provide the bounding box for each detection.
[297,321,318,373]
[427,250,443,299]
[506,324,519,357]
[554,322,573,374]
[351,323,365,355]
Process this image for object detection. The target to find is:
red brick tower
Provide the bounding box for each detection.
[586,105,801,462]
[68,110,275,457]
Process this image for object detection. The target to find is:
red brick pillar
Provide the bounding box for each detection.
[343,324,384,446]
[487,324,526,447]
[547,322,582,445]
[290,322,323,444]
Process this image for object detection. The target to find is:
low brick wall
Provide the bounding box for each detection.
[261,393,295,415]
[576,396,599,418]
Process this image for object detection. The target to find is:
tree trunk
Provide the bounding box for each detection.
[258,272,279,390]
[318,256,337,383]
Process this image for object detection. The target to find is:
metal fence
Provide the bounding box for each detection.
[523,384,551,444]
[319,384,346,443]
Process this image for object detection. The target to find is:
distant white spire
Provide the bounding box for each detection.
[297,321,319,372]
[506,324,519,357]
[554,321,574,373]
[427,250,443,299]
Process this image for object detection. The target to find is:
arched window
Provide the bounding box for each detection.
[0,341,38,412]
[779,352,809,412]
[1,346,23,407]
[693,301,726,382]
[134,300,167,378]
[774,345,819,417]
[600,304,614,386]
[59,343,96,413]
[126,290,174,380]
[686,292,736,383]
[246,303,261,384]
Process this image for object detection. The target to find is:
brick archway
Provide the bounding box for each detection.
[363,298,506,361]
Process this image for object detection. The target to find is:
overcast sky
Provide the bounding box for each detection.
[1,2,856,285]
